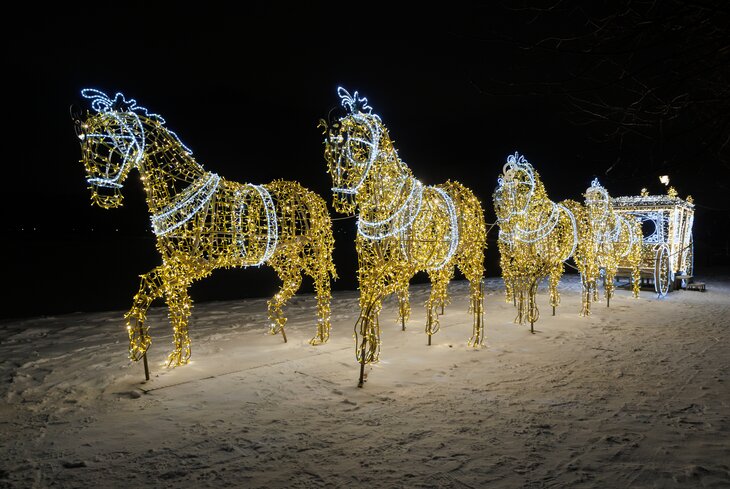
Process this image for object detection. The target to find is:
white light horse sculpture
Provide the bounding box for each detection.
[494,152,577,332]
[72,89,336,377]
[321,88,487,387]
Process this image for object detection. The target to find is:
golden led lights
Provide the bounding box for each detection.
[73,89,336,377]
[566,179,642,316]
[612,187,695,297]
[321,88,486,387]
[493,153,577,331]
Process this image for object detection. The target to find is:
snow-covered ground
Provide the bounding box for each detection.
[1,273,728,488]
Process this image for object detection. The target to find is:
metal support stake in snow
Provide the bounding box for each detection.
[143,353,150,381]
[358,361,366,388]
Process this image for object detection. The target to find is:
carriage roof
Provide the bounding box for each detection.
[611,193,694,213]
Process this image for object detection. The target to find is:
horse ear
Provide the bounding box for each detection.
[327,106,340,126]
[70,104,87,139]
[317,119,328,134]
[69,104,84,122]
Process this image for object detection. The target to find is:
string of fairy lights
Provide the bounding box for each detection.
[356,176,424,239]
[150,173,221,236]
[73,88,695,385]
[234,184,280,265]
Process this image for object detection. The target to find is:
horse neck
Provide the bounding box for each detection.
[603,205,620,238]
[508,181,561,243]
[137,120,209,213]
[589,200,614,237]
[495,184,521,237]
[354,136,414,217]
[525,182,551,221]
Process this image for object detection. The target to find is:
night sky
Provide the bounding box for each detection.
[4,3,729,318]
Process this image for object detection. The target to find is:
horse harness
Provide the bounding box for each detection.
[149,171,279,266]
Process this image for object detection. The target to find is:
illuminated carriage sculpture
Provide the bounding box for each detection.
[612,188,695,297]
[321,88,487,387]
[72,89,336,379]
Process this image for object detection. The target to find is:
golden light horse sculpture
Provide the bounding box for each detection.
[72,89,336,378]
[567,179,641,315]
[494,152,578,332]
[321,88,486,387]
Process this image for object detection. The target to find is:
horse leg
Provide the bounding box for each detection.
[268,256,304,343]
[164,282,193,367]
[426,267,452,346]
[124,266,166,376]
[355,293,383,387]
[516,277,530,325]
[549,263,562,316]
[605,269,615,307]
[515,281,525,324]
[499,244,514,306]
[528,278,539,333]
[308,203,337,345]
[631,264,641,298]
[456,253,485,347]
[580,274,591,316]
[396,284,410,331]
[309,270,332,345]
[467,276,485,348]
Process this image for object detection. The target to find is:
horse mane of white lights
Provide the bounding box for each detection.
[564,179,642,316]
[493,152,578,331]
[320,88,487,387]
[72,89,337,378]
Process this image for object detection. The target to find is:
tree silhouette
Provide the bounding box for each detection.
[472,0,730,180]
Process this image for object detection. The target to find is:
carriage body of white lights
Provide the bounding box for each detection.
[612,191,695,296]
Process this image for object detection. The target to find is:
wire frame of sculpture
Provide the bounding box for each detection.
[612,188,695,297]
[564,179,642,316]
[493,152,577,331]
[72,89,337,373]
[321,88,486,387]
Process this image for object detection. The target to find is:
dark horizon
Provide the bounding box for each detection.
[4,3,728,319]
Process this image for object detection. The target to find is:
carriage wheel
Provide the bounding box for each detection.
[654,244,671,297]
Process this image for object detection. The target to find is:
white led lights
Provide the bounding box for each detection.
[77,89,337,371]
[323,87,487,386]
